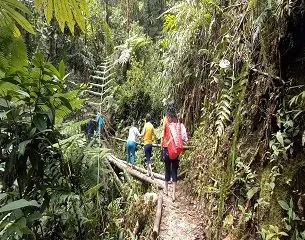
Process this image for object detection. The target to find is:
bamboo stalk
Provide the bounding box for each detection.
[152,194,163,239]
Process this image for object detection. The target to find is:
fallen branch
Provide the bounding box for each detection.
[250,66,285,84]
[152,194,163,239]
[112,137,194,150]
[107,155,164,189]
[177,170,187,180]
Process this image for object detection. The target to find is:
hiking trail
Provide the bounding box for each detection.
[159,186,205,240]
[107,153,205,240]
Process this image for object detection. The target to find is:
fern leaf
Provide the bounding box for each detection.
[3,0,30,14]
[70,0,85,32]
[0,0,34,34]
[44,0,53,23]
[117,49,132,65]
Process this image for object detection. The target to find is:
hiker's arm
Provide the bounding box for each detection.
[153,128,156,140]
[136,128,142,137]
[140,125,146,137]
[181,124,188,143]
[160,118,166,148]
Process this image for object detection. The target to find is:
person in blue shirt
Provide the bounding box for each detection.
[86,117,96,141]
[96,111,105,138]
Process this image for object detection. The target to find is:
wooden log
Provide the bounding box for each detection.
[114,155,186,181]
[111,136,194,150]
[110,155,165,181]
[107,155,164,189]
[152,194,163,239]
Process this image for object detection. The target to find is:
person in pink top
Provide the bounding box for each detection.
[161,102,189,202]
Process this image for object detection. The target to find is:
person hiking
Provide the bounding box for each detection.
[95,111,105,138]
[141,113,156,179]
[161,101,184,202]
[86,116,96,141]
[126,119,142,168]
[168,113,188,184]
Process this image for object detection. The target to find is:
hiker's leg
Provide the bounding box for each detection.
[164,181,168,195]
[171,159,179,201]
[164,149,170,194]
[145,144,153,177]
[144,144,150,175]
[126,141,131,164]
[130,141,136,166]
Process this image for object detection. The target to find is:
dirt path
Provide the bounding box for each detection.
[108,154,205,239]
[158,185,206,240]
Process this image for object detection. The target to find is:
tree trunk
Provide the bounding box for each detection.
[152,194,163,239]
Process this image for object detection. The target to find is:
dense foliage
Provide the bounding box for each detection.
[1,0,305,239]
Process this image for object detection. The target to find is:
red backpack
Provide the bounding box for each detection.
[166,121,184,159]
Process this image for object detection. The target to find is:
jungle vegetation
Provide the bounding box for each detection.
[0,0,305,239]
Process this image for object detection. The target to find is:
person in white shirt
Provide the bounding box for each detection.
[126,120,142,167]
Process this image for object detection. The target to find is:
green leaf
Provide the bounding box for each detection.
[44,0,53,23]
[278,200,289,211]
[223,213,234,226]
[18,140,32,156]
[59,96,73,111]
[4,5,35,34]
[265,233,276,240]
[58,60,65,79]
[27,211,42,223]
[3,0,31,14]
[45,63,60,78]
[276,131,284,146]
[0,199,40,213]
[29,127,37,138]
[15,90,30,98]
[33,115,47,131]
[247,187,259,199]
[0,111,7,119]
[279,232,288,236]
[0,193,8,201]
[0,98,9,107]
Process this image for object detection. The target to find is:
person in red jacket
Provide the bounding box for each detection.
[161,101,180,202]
